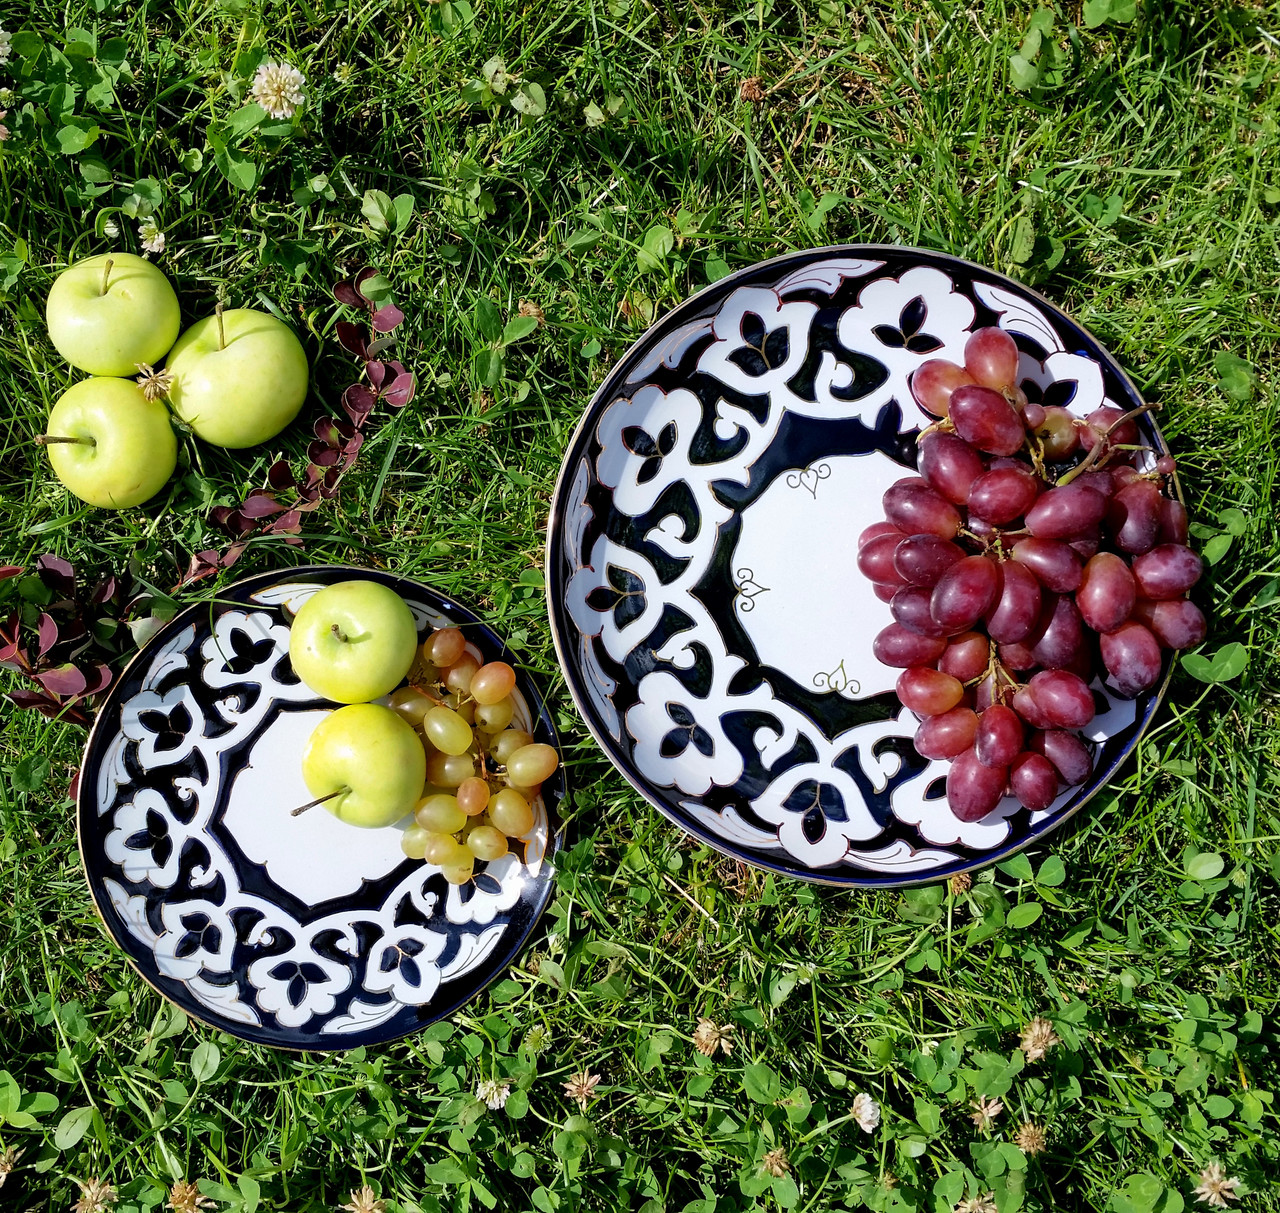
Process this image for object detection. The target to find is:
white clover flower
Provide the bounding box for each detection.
[102,218,120,238]
[0,110,8,142]
[850,1092,881,1133]
[249,60,305,119]
[0,28,12,67]
[139,218,165,254]
[475,1079,510,1110]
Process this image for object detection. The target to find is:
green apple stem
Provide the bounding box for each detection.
[101,257,114,295]
[36,435,96,447]
[216,301,226,350]
[330,623,348,642]
[291,787,350,817]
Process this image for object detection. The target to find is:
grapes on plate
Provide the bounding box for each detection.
[853,325,1205,824]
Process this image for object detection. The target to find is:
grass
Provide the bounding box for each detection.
[1,0,1280,1209]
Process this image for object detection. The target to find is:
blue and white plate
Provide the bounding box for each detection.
[78,566,562,1050]
[547,245,1173,887]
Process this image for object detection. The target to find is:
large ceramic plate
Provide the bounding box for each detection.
[78,566,562,1049]
[547,245,1173,887]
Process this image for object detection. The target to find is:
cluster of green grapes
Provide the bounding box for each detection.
[388,626,560,884]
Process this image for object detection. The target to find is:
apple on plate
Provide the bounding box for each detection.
[40,377,177,508]
[289,580,419,703]
[165,307,309,448]
[300,703,426,828]
[46,253,182,377]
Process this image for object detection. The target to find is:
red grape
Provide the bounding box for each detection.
[1156,455,1177,475]
[896,667,965,716]
[883,480,962,540]
[1022,401,1047,429]
[998,640,1039,671]
[1030,594,1086,670]
[1074,469,1115,498]
[859,520,903,550]
[949,385,1026,456]
[1107,479,1163,554]
[1025,482,1109,539]
[931,556,1001,631]
[985,560,1042,644]
[872,582,900,603]
[894,534,966,587]
[1069,534,1102,560]
[975,704,1024,767]
[1099,620,1163,697]
[968,465,1039,525]
[911,359,974,417]
[1012,682,1052,729]
[857,533,908,585]
[938,631,989,682]
[915,707,979,760]
[1077,552,1137,633]
[1010,752,1059,811]
[946,749,1009,821]
[891,586,950,637]
[918,431,986,505]
[1157,497,1189,545]
[873,624,947,668]
[1029,729,1093,786]
[1131,597,1207,650]
[964,327,1020,390]
[1080,405,1138,452]
[1011,537,1083,592]
[1131,544,1203,600]
[1026,670,1095,729]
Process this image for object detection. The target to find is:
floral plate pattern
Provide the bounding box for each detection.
[546,245,1172,887]
[77,566,562,1050]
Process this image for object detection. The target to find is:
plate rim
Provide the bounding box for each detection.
[76,563,563,1050]
[543,242,1175,888]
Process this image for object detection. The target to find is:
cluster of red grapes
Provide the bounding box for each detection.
[857,327,1205,823]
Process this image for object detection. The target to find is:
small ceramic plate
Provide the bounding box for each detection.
[78,566,562,1050]
[547,245,1173,888]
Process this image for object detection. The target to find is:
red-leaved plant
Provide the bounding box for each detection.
[0,557,128,727]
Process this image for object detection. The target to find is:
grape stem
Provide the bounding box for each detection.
[291,787,349,816]
[1055,402,1160,487]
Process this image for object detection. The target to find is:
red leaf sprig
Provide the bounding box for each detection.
[193,268,416,585]
[0,556,129,726]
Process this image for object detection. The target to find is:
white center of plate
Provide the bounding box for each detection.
[732,451,906,700]
[221,708,411,903]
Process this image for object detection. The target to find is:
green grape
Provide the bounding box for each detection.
[470,661,517,705]
[442,856,475,885]
[488,788,534,837]
[423,706,473,755]
[426,627,466,666]
[506,743,560,787]
[443,691,476,725]
[457,776,491,816]
[474,697,514,734]
[401,825,431,859]
[415,794,466,834]
[389,686,434,727]
[444,654,479,695]
[467,825,508,861]
[424,833,465,865]
[425,750,474,788]
[492,729,534,764]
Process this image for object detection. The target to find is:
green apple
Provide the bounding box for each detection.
[165,308,309,448]
[41,377,177,509]
[301,703,427,828]
[46,253,182,377]
[289,580,419,703]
